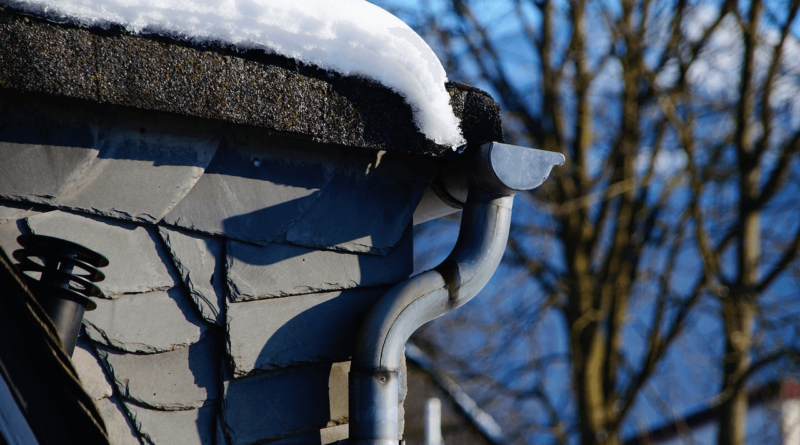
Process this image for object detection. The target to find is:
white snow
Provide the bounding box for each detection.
[5,0,466,148]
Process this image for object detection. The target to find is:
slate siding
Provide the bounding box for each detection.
[0,96,430,444]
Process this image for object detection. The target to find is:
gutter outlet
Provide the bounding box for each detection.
[350,142,564,444]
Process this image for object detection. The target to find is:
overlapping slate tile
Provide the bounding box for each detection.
[0,214,31,259]
[216,415,230,445]
[57,109,221,223]
[84,288,207,354]
[73,336,114,401]
[25,211,175,295]
[320,425,349,445]
[0,142,98,205]
[158,227,226,326]
[96,396,143,445]
[284,151,436,255]
[126,403,216,445]
[262,425,349,445]
[221,362,349,445]
[226,226,411,302]
[163,129,341,245]
[95,334,220,411]
[0,97,100,205]
[226,287,386,376]
[0,202,39,224]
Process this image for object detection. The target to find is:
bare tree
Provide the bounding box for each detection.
[379,0,800,443]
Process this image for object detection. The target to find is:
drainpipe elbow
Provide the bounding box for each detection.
[349,143,564,444]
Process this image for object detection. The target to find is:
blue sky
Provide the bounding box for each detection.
[372,0,800,442]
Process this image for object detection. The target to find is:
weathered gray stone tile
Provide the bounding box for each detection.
[221,362,349,445]
[216,414,230,445]
[25,211,175,295]
[158,227,225,326]
[0,202,40,224]
[0,217,30,259]
[320,425,349,445]
[226,287,385,376]
[126,403,216,445]
[0,204,48,259]
[84,288,207,353]
[96,334,220,411]
[73,336,114,401]
[285,151,436,255]
[0,143,97,205]
[261,425,348,445]
[327,361,350,422]
[57,110,221,223]
[163,130,341,245]
[95,396,143,445]
[226,227,411,301]
[0,100,100,205]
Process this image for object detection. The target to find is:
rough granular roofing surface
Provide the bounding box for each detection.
[0,6,503,159]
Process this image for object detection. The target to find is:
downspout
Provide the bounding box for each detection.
[349,142,565,445]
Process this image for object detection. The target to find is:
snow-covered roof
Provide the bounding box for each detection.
[0,6,502,159]
[3,0,465,148]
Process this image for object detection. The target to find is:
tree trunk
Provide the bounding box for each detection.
[717,296,755,445]
[718,180,759,445]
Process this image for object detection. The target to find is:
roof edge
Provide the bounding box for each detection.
[0,6,503,160]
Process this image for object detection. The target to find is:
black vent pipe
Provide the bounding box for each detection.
[13,234,108,356]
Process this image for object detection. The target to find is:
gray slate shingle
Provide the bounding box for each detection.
[96,396,143,445]
[0,211,31,258]
[126,403,217,445]
[162,130,341,246]
[226,287,387,376]
[0,202,39,224]
[73,336,114,401]
[0,98,99,204]
[221,362,349,445]
[56,109,222,223]
[0,142,98,206]
[226,226,412,302]
[262,425,349,445]
[84,288,207,354]
[96,333,221,411]
[25,210,176,295]
[283,151,436,255]
[158,227,226,326]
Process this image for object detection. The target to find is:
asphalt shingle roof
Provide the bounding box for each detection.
[0,6,503,160]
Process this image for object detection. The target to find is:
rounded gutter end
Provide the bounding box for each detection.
[474,142,565,197]
[413,143,564,224]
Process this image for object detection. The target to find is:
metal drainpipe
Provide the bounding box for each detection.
[349,142,565,445]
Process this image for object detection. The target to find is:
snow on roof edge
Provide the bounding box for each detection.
[3,0,466,148]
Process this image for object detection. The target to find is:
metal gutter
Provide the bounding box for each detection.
[350,142,564,445]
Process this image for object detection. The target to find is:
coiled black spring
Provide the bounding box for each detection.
[13,234,109,355]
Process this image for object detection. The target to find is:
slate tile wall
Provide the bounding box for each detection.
[0,99,430,444]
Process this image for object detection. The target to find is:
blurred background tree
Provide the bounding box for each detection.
[371,0,800,444]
